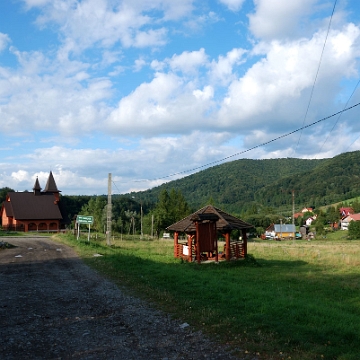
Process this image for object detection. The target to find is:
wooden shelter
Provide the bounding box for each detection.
[167,205,253,263]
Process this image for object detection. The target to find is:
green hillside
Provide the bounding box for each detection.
[131,157,325,214]
[128,151,360,215]
[255,151,360,210]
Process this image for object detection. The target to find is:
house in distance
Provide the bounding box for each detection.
[1,172,69,232]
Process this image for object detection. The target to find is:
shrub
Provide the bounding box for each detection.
[348,220,360,239]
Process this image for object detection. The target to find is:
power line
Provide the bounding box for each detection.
[295,0,338,152]
[319,78,360,153]
[139,102,360,182]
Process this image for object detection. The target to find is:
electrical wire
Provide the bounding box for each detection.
[135,102,360,183]
[294,0,338,152]
[319,78,360,153]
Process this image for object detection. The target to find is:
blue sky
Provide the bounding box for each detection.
[1,0,360,195]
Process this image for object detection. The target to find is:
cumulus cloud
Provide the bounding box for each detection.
[107,73,211,136]
[218,24,360,132]
[167,48,208,74]
[24,0,194,54]
[0,49,112,135]
[248,0,319,40]
[209,48,247,86]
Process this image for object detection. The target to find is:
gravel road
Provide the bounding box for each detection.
[0,237,244,360]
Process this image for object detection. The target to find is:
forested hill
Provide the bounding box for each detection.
[255,151,360,210]
[134,151,360,214]
[134,157,325,213]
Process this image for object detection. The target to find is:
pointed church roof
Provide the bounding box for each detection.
[167,205,253,233]
[44,171,60,193]
[33,177,42,191]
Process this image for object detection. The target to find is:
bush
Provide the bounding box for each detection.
[348,221,360,239]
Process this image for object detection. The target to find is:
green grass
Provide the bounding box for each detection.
[53,233,360,360]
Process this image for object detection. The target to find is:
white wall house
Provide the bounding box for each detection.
[341,214,360,230]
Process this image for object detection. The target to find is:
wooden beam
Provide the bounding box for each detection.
[173,231,179,258]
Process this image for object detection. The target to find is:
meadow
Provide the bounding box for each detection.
[54,232,360,360]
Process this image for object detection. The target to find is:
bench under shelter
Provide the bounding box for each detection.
[167,205,253,264]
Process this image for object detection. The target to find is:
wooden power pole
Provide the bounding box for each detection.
[106,173,112,246]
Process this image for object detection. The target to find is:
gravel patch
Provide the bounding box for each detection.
[0,237,248,359]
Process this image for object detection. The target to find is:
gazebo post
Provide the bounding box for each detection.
[174,231,179,258]
[225,232,231,261]
[215,234,218,263]
[195,221,201,264]
[187,234,193,262]
[242,229,248,257]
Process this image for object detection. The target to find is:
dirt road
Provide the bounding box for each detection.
[0,237,242,359]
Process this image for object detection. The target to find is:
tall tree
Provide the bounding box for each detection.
[80,196,107,232]
[0,187,14,205]
[153,189,191,236]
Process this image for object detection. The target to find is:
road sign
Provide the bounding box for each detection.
[76,215,94,224]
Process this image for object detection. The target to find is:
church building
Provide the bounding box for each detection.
[1,172,69,232]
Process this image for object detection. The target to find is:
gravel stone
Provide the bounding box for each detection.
[0,237,247,359]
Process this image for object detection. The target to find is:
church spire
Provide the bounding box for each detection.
[33,177,41,196]
[44,171,60,193]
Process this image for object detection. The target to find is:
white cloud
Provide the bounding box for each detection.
[218,24,360,131]
[193,85,214,100]
[11,170,30,183]
[219,0,246,12]
[134,58,146,72]
[25,0,194,55]
[0,33,10,52]
[248,0,318,40]
[22,0,51,7]
[106,70,217,136]
[168,48,208,74]
[209,48,246,86]
[0,50,113,136]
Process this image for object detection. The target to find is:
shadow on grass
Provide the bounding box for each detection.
[57,238,360,360]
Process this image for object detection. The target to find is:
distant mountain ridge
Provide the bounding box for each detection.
[131,151,360,215]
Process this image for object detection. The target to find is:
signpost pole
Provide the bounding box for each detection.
[88,224,90,242]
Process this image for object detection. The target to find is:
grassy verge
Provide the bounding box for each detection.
[53,233,360,360]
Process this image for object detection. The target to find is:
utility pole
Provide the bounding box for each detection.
[292,190,295,224]
[106,173,112,246]
[140,201,143,240]
[151,214,154,238]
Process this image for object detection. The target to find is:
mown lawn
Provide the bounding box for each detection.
[54,233,360,360]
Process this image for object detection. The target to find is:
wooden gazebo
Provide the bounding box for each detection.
[167,205,253,263]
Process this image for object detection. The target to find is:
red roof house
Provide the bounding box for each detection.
[339,207,354,218]
[340,213,360,230]
[1,172,69,232]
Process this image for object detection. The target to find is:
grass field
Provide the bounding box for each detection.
[53,232,360,360]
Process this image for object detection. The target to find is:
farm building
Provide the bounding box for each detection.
[1,172,69,232]
[167,205,253,264]
[265,223,296,239]
[340,213,360,230]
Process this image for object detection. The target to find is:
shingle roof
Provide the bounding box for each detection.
[167,205,253,233]
[33,177,41,191]
[44,171,60,193]
[344,213,360,221]
[6,192,63,220]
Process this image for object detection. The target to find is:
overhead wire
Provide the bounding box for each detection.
[318,78,360,154]
[133,102,360,183]
[294,0,338,153]
[113,0,358,190]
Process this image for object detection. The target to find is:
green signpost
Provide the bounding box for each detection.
[76,215,94,241]
[76,215,94,224]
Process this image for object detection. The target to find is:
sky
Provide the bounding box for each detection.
[1,0,360,195]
